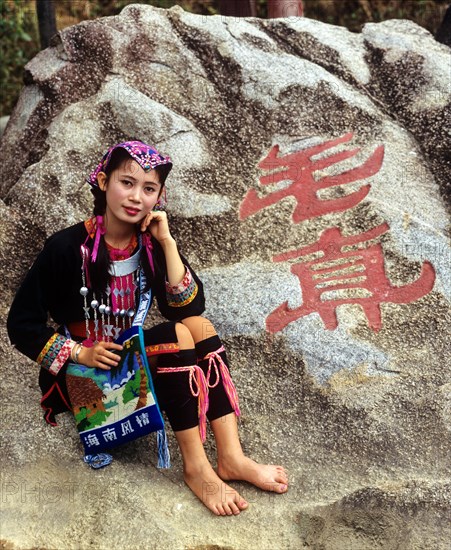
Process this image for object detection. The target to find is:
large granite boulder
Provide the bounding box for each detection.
[1,4,449,549]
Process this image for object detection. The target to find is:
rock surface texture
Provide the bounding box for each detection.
[1,5,450,549]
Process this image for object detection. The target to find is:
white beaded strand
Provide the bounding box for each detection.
[91,293,99,342]
[104,285,112,342]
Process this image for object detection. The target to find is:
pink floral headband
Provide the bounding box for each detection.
[85,141,172,267]
[87,140,173,187]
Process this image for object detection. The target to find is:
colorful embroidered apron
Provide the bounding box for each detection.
[66,244,170,467]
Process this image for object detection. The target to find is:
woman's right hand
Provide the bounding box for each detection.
[77,341,123,370]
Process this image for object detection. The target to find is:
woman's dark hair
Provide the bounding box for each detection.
[88,147,171,295]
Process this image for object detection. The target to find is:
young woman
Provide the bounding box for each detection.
[7,140,288,516]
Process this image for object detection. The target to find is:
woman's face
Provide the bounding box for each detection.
[97,158,162,228]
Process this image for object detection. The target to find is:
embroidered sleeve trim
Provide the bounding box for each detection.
[165,267,199,308]
[165,266,192,294]
[37,334,76,375]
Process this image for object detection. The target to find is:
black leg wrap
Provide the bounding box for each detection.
[195,336,236,422]
[154,349,201,432]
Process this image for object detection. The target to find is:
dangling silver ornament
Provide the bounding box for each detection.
[119,309,126,317]
[127,308,135,318]
[91,299,99,309]
[99,304,106,315]
[104,306,112,316]
[79,286,89,296]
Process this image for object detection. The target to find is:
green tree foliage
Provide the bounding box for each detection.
[0,0,39,116]
[75,406,88,425]
[75,410,112,432]
[65,0,216,19]
[1,1,448,118]
[87,409,111,429]
[75,406,112,430]
[123,369,141,404]
[302,0,449,33]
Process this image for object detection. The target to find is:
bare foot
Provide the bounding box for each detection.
[184,461,249,516]
[217,455,288,494]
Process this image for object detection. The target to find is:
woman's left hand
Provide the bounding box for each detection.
[140,210,172,243]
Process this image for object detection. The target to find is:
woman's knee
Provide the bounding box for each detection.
[181,316,217,343]
[175,321,195,350]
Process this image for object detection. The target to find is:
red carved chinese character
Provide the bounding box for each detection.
[240,132,384,223]
[266,223,436,333]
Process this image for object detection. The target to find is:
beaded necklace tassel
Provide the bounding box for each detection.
[126,272,135,328]
[104,285,112,342]
[79,228,142,343]
[79,245,91,341]
[98,300,107,341]
[91,293,100,343]
[119,275,126,331]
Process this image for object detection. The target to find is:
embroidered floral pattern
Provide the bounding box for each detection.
[145,343,180,356]
[165,267,198,307]
[166,267,192,294]
[84,217,96,239]
[37,334,75,375]
[107,234,138,261]
[87,141,172,187]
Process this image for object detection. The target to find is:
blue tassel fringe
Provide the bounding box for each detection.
[157,429,171,468]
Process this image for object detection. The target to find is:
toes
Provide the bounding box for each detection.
[216,504,227,516]
[263,480,288,493]
[273,466,288,484]
[223,502,234,516]
[224,501,239,516]
[229,500,241,515]
[237,498,249,510]
[217,499,245,516]
[276,473,289,484]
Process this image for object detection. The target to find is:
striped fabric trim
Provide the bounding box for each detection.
[167,284,198,307]
[166,267,198,308]
[145,343,180,356]
[37,334,75,375]
[36,333,59,364]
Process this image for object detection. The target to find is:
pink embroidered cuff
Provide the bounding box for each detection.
[165,266,198,307]
[36,334,76,375]
[166,266,192,294]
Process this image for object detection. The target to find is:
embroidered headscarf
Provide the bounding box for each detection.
[87,140,173,187]
[86,141,172,268]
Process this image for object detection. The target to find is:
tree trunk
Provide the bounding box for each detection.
[436,5,451,47]
[135,352,148,410]
[218,0,257,17]
[36,0,57,50]
[268,0,304,18]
